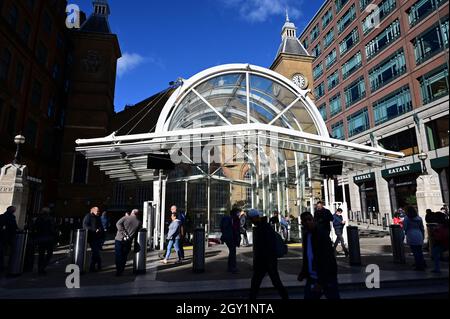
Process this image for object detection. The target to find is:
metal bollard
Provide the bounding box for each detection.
[8,231,28,276]
[389,224,406,264]
[346,226,361,266]
[193,228,205,273]
[73,229,88,273]
[133,229,148,274]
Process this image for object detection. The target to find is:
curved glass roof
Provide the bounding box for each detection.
[163,67,320,136]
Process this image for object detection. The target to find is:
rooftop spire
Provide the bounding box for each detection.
[274,13,311,58]
[285,8,290,23]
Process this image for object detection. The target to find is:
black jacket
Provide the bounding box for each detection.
[299,227,338,286]
[0,211,18,242]
[82,213,103,242]
[31,214,57,243]
[314,208,334,233]
[253,220,277,268]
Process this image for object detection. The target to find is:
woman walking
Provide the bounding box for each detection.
[403,206,426,271]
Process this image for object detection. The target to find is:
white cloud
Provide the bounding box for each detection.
[117,52,145,77]
[220,0,302,23]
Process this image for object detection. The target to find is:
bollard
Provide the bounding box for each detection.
[193,228,205,273]
[133,229,148,274]
[389,224,406,264]
[8,231,28,276]
[73,229,88,273]
[346,226,361,266]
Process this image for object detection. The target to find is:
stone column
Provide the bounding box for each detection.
[0,164,29,228]
[416,174,443,220]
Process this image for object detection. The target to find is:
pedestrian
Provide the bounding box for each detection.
[83,207,104,272]
[172,206,186,260]
[162,213,182,264]
[314,201,334,234]
[403,206,426,271]
[0,206,18,273]
[426,209,449,273]
[280,216,289,243]
[269,211,280,232]
[30,207,57,275]
[220,208,240,273]
[298,211,340,299]
[248,209,288,299]
[239,210,249,247]
[114,209,141,276]
[332,208,349,257]
[393,212,403,227]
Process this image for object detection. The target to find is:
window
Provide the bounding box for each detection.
[344,76,366,107]
[379,128,419,156]
[72,153,88,184]
[313,63,324,80]
[336,0,349,13]
[303,39,309,49]
[362,0,396,35]
[20,22,31,44]
[328,71,340,90]
[426,115,449,151]
[413,19,449,65]
[47,97,55,118]
[365,19,401,60]
[322,8,333,29]
[339,28,359,55]
[348,108,370,137]
[337,4,356,34]
[36,42,48,66]
[15,62,24,91]
[52,64,60,79]
[324,28,335,48]
[26,0,35,11]
[311,25,320,41]
[0,48,12,81]
[7,5,18,30]
[408,0,446,26]
[318,103,328,121]
[325,49,337,69]
[312,43,321,57]
[373,86,412,125]
[31,80,42,107]
[369,50,406,91]
[43,11,52,34]
[331,121,345,140]
[25,119,38,148]
[419,65,449,104]
[330,93,342,117]
[314,82,325,99]
[342,51,362,79]
[359,0,371,11]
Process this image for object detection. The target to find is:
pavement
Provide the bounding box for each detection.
[0,237,448,299]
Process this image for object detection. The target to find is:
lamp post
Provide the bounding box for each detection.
[418,152,428,175]
[13,135,26,165]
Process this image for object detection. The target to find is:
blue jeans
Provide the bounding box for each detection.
[304,278,340,299]
[410,245,426,270]
[165,239,181,261]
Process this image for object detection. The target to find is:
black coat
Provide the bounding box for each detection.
[299,227,338,286]
[253,220,277,268]
[0,211,18,242]
[314,208,334,233]
[82,213,103,242]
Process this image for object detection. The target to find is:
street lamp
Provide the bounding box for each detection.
[13,135,25,165]
[418,152,428,175]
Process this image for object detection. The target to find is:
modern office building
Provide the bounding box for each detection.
[299,0,449,218]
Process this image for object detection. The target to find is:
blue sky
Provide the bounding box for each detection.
[75,0,324,111]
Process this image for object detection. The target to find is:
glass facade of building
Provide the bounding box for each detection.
[373,86,412,125]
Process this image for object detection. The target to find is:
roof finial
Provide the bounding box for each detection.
[285,8,290,22]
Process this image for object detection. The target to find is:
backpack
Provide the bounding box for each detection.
[275,232,288,258]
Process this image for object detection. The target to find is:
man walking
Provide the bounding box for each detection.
[239,210,249,247]
[220,208,240,273]
[0,206,18,273]
[249,209,288,300]
[298,212,340,299]
[31,207,57,275]
[83,207,104,272]
[314,201,334,235]
[162,213,182,264]
[114,209,141,276]
[332,208,349,257]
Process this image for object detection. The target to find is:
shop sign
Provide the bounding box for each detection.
[353,172,375,183]
[382,162,421,179]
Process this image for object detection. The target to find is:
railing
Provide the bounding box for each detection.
[348,210,391,230]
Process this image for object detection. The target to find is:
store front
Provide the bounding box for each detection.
[382,162,422,214]
[353,172,377,218]
[431,156,449,206]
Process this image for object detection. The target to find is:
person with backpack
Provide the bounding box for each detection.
[239,210,249,247]
[298,212,340,299]
[248,209,288,300]
[220,208,240,273]
[332,208,349,257]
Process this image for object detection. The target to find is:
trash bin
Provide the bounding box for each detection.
[389,224,405,264]
[8,231,28,276]
[73,229,88,273]
[133,229,148,274]
[347,226,361,266]
[193,228,205,273]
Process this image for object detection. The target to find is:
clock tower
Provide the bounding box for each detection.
[270,12,315,98]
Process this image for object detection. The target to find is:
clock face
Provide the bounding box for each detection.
[292,74,308,89]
